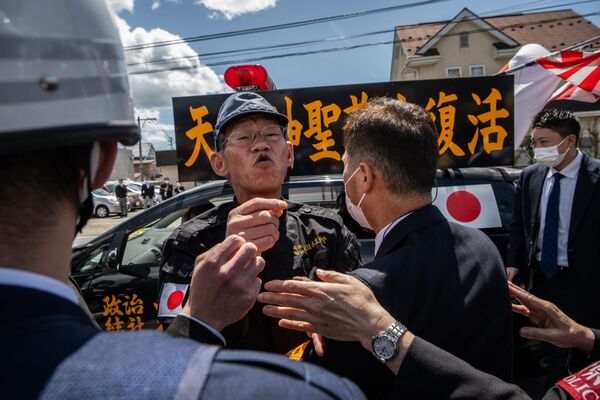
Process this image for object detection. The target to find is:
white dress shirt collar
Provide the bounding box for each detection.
[547,149,582,180]
[0,266,78,305]
[374,211,413,256]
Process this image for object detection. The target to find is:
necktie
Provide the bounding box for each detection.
[540,173,563,279]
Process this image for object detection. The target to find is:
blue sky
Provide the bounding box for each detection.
[108,0,600,149]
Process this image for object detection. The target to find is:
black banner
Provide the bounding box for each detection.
[173,75,514,182]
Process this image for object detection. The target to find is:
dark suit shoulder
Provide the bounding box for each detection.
[348,214,513,385]
[1,287,99,400]
[522,162,546,176]
[582,154,600,174]
[448,220,501,252]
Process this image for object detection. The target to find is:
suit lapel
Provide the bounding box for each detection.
[569,155,600,242]
[528,165,547,237]
[375,205,446,258]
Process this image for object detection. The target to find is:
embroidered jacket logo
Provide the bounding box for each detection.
[293,236,327,256]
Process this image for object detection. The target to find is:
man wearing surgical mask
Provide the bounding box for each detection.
[507,108,600,390]
[269,98,513,399]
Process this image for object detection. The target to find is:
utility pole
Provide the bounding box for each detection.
[137,116,157,182]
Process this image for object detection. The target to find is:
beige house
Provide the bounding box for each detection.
[390,8,600,165]
[391,8,600,81]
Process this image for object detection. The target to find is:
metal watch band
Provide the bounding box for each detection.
[388,321,407,342]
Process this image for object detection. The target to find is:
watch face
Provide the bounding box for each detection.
[373,336,395,360]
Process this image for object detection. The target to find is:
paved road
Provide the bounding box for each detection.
[72,209,144,247]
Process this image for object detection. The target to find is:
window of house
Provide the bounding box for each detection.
[470,65,485,77]
[446,67,461,78]
[460,32,469,48]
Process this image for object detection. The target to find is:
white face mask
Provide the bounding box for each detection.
[344,166,373,230]
[534,137,570,168]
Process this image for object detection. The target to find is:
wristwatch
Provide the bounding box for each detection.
[371,321,407,363]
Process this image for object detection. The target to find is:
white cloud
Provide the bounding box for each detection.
[107,0,134,13]
[134,109,174,145]
[151,1,161,10]
[108,4,230,146]
[114,15,228,110]
[195,0,277,20]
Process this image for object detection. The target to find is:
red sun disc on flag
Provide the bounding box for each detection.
[167,290,184,310]
[446,191,481,223]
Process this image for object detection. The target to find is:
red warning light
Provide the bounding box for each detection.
[224,64,275,91]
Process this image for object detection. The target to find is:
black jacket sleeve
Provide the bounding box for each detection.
[591,329,600,360]
[391,337,530,400]
[166,315,224,346]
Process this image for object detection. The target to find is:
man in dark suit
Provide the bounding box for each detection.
[159,177,173,200]
[259,98,513,399]
[115,178,128,217]
[141,181,155,208]
[507,109,600,386]
[0,2,364,399]
[507,108,600,326]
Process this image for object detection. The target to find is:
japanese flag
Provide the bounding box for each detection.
[158,282,189,318]
[432,184,502,229]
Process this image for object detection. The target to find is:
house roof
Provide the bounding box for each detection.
[127,143,155,159]
[417,8,518,55]
[395,8,600,59]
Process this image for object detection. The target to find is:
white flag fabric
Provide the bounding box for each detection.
[157,282,189,318]
[499,44,563,150]
[432,184,502,229]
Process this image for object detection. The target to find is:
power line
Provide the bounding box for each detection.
[487,0,600,14]
[127,2,599,69]
[126,29,392,67]
[127,11,600,76]
[123,0,450,51]
[482,0,579,15]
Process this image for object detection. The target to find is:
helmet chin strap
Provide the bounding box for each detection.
[75,142,100,233]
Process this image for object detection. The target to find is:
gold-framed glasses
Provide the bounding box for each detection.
[223,125,286,148]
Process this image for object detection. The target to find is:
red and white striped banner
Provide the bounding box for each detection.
[537,50,600,96]
[548,81,600,103]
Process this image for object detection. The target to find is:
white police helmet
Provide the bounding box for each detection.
[0,0,140,155]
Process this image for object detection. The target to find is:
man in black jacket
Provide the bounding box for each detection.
[141,181,155,208]
[115,179,128,217]
[159,92,362,355]
[159,177,173,200]
[256,97,513,399]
